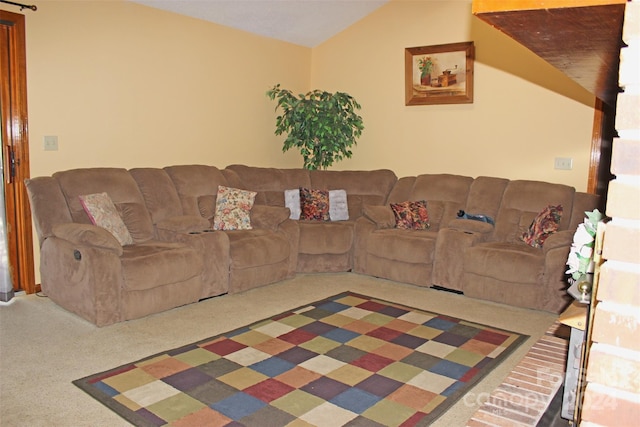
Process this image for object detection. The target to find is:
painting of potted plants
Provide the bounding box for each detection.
[405,41,475,105]
[266,84,364,170]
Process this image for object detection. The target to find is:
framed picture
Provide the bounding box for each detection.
[405,41,474,106]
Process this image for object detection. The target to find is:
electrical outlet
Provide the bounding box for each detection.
[554,157,573,170]
[44,135,58,151]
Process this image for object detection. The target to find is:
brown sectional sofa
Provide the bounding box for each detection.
[225,165,397,273]
[25,164,599,326]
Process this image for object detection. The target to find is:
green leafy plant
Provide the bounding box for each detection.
[418,56,433,78]
[266,84,364,170]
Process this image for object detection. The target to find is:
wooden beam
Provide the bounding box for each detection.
[472,0,625,105]
[473,0,626,14]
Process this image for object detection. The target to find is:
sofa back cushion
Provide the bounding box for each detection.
[130,168,183,224]
[463,176,509,221]
[24,176,75,246]
[569,192,601,230]
[493,180,575,243]
[164,165,229,218]
[225,165,311,206]
[390,174,473,232]
[310,169,397,218]
[387,176,416,203]
[53,168,155,243]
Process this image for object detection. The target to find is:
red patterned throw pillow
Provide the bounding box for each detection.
[521,204,563,248]
[300,187,330,221]
[390,200,430,230]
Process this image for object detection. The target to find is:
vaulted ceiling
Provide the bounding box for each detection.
[129,0,391,47]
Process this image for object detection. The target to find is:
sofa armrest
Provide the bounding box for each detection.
[40,236,124,326]
[543,230,574,254]
[362,205,395,228]
[156,216,211,234]
[51,223,123,255]
[250,205,291,231]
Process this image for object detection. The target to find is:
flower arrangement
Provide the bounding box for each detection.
[566,209,603,283]
[418,56,433,76]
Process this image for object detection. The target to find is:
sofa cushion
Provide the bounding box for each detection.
[115,202,155,243]
[156,216,211,233]
[367,229,438,263]
[298,222,354,254]
[226,230,290,269]
[363,205,396,228]
[390,200,430,230]
[492,180,575,243]
[520,204,563,248]
[250,205,291,230]
[348,194,385,218]
[464,242,544,284]
[261,190,286,207]
[213,186,257,230]
[310,169,397,218]
[300,188,330,221]
[120,242,202,291]
[54,168,151,225]
[226,165,311,191]
[129,168,184,225]
[164,165,229,217]
[79,192,133,246]
[309,169,397,198]
[389,174,473,232]
[197,195,216,220]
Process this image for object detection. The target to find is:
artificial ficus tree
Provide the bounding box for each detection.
[266,84,364,170]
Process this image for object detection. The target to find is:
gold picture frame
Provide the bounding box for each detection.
[405,41,474,105]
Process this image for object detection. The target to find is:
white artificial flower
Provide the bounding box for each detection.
[578,245,593,259]
[572,223,594,247]
[566,209,604,283]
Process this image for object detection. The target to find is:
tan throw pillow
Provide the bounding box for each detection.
[79,192,133,245]
[520,204,563,248]
[213,186,257,230]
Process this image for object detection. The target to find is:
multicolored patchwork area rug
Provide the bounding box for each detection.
[74,292,528,427]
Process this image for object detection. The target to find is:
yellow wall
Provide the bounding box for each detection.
[22,0,310,178]
[312,0,595,191]
[19,0,596,189]
[4,0,597,283]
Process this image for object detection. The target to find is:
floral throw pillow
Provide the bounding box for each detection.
[300,187,330,221]
[213,186,257,230]
[390,200,430,230]
[521,204,563,248]
[79,192,134,246]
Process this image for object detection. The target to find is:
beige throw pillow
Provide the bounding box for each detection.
[79,192,133,246]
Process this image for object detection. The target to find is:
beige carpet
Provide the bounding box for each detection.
[0,273,557,426]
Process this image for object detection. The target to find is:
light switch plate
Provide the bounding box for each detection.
[554,157,573,170]
[44,135,58,151]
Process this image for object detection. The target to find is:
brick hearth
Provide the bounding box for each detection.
[467,322,570,426]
